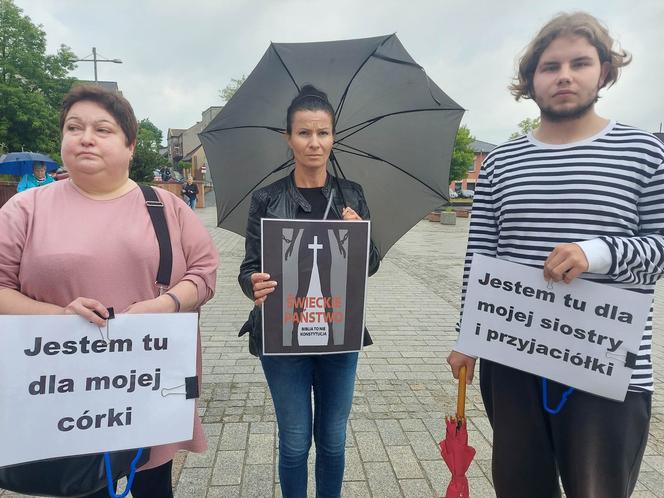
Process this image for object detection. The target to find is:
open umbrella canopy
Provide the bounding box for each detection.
[0,152,59,177]
[200,34,464,257]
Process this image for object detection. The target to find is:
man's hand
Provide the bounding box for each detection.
[447,351,477,384]
[543,243,589,284]
[251,272,277,306]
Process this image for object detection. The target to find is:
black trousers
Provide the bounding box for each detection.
[83,460,173,498]
[480,360,651,498]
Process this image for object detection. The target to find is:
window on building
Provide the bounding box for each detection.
[455,182,463,193]
[466,182,476,192]
[467,159,475,172]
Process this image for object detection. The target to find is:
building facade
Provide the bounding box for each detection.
[449,139,495,194]
[167,106,222,181]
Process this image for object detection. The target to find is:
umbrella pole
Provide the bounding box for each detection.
[329,152,348,207]
[456,366,467,421]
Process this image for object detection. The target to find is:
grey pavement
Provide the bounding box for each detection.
[3,206,664,497]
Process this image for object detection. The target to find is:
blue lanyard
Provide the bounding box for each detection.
[104,448,144,498]
[541,377,574,414]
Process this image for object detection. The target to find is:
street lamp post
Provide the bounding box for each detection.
[72,47,122,82]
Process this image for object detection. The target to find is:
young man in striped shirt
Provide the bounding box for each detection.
[447,12,664,498]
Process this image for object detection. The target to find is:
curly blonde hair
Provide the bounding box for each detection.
[510,12,631,101]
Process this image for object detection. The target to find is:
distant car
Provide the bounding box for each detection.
[448,190,459,199]
[54,167,69,181]
[461,189,475,198]
[171,170,185,183]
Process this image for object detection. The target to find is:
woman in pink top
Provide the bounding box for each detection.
[0,86,218,498]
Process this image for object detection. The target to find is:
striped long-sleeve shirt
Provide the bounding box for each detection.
[458,121,664,391]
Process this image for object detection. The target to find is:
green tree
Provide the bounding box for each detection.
[219,75,246,103]
[137,118,163,147]
[131,118,166,182]
[449,125,475,183]
[0,0,75,157]
[509,117,540,139]
[177,160,192,177]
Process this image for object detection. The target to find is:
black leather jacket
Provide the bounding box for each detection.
[238,171,381,356]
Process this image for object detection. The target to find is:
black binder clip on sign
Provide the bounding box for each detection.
[606,350,641,369]
[161,376,200,400]
[94,307,115,343]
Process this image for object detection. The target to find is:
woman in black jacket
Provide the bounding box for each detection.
[238,85,379,498]
[181,176,199,209]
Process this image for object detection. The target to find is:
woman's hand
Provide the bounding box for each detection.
[342,207,362,220]
[63,297,110,327]
[123,282,197,314]
[123,295,177,314]
[447,351,477,384]
[251,272,277,306]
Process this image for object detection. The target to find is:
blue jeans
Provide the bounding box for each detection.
[260,353,358,498]
[186,196,196,209]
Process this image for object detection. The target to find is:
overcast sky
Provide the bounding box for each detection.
[17,0,664,145]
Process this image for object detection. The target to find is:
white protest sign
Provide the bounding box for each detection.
[0,313,198,468]
[456,254,651,401]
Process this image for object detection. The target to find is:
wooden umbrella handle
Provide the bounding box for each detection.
[456,365,467,420]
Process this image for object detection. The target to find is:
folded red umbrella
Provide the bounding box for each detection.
[439,365,476,498]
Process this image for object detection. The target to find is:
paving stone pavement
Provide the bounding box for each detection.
[3,206,664,498]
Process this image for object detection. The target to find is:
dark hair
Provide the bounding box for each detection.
[286,85,335,134]
[60,85,138,146]
[510,12,631,101]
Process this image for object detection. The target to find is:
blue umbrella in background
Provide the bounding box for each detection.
[0,152,59,176]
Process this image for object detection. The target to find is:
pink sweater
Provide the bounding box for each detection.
[0,180,218,470]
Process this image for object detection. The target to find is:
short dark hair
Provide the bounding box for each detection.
[60,85,138,145]
[510,12,631,101]
[286,84,335,134]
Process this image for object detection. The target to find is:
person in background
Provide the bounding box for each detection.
[159,165,172,182]
[182,175,199,209]
[16,161,55,192]
[0,85,218,498]
[447,11,664,498]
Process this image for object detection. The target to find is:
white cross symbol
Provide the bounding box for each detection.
[308,236,323,262]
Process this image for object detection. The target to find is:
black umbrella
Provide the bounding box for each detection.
[200,34,464,257]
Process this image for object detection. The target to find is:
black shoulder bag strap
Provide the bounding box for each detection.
[139,185,173,293]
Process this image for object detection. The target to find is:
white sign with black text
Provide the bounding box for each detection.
[0,313,198,468]
[456,254,651,401]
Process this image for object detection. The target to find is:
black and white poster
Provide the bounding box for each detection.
[261,219,370,355]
